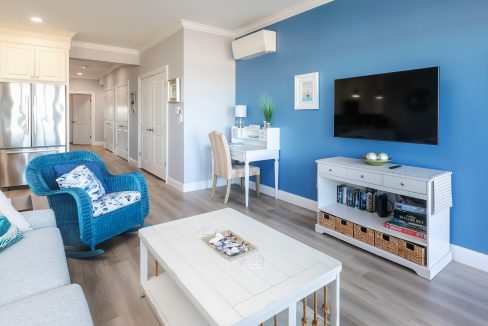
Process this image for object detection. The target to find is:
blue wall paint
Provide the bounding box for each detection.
[236,0,488,254]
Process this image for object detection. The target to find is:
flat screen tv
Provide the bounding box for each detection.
[334,67,439,145]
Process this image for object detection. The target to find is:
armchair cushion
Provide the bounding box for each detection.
[56,165,106,201]
[92,191,141,217]
[53,162,108,190]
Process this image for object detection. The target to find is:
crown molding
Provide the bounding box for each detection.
[71,41,138,55]
[0,20,75,39]
[235,0,334,37]
[138,22,183,54]
[180,19,235,38]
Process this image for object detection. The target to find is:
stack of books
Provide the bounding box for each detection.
[384,202,427,240]
[337,185,377,212]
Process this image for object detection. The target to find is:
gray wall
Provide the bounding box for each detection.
[69,78,105,143]
[183,29,235,184]
[98,28,235,188]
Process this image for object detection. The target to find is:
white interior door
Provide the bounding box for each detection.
[72,94,91,145]
[115,84,129,160]
[140,70,167,180]
[104,89,114,152]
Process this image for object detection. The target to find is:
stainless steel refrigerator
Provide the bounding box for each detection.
[0,82,66,188]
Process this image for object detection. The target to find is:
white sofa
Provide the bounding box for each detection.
[0,209,93,326]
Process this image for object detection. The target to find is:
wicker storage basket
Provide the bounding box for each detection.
[398,239,426,266]
[353,224,375,246]
[374,231,399,255]
[318,211,336,230]
[335,218,354,237]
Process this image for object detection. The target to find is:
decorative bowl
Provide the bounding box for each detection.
[363,158,391,166]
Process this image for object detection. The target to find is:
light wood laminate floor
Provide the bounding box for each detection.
[9,145,488,326]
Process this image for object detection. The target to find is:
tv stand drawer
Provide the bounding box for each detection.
[383,175,427,194]
[318,164,347,178]
[347,169,382,186]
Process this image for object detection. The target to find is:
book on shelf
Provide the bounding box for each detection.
[384,217,427,240]
[336,185,375,211]
[394,202,426,215]
[394,209,426,226]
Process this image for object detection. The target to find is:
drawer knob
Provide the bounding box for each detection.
[360,175,364,178]
[329,168,332,172]
[400,182,405,186]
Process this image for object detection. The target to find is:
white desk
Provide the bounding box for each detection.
[229,144,279,207]
[229,126,280,207]
[139,208,342,326]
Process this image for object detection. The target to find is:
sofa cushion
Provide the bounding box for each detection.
[0,284,93,326]
[92,191,141,217]
[0,216,23,252]
[20,209,57,230]
[0,227,70,306]
[56,164,106,201]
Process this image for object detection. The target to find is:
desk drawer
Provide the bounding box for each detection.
[318,164,347,178]
[383,175,427,194]
[347,169,382,186]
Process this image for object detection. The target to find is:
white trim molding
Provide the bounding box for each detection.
[128,157,139,167]
[451,244,488,273]
[71,41,139,55]
[181,20,235,38]
[167,177,184,192]
[235,0,334,37]
[93,141,105,146]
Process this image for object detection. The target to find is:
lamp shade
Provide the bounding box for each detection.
[235,105,247,118]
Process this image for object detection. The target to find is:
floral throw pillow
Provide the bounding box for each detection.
[0,215,23,251]
[56,165,106,201]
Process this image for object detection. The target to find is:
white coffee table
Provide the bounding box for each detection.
[139,208,342,326]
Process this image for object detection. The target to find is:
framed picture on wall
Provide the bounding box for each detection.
[168,78,181,103]
[294,72,319,110]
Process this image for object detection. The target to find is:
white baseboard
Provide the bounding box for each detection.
[93,141,105,146]
[247,181,317,212]
[167,177,184,192]
[451,244,488,273]
[128,158,138,167]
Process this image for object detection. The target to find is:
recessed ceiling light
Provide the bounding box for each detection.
[30,17,43,23]
[82,66,87,69]
[77,72,83,76]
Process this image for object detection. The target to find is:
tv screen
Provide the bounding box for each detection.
[334,67,439,145]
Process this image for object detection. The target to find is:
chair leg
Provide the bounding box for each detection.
[211,175,217,197]
[65,247,104,259]
[256,174,261,197]
[126,224,152,233]
[224,179,231,204]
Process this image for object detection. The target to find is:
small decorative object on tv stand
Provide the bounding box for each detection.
[316,156,452,280]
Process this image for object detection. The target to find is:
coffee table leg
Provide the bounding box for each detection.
[288,302,297,326]
[140,239,148,298]
[329,275,340,326]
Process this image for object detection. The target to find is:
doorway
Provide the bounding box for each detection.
[69,93,94,145]
[138,67,168,180]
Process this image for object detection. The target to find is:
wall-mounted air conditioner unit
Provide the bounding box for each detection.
[232,30,276,60]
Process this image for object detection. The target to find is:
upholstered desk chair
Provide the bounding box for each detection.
[25,150,149,258]
[208,131,260,204]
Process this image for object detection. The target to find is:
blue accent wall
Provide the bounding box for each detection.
[236,0,488,254]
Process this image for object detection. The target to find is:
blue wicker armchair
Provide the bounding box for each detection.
[25,150,149,258]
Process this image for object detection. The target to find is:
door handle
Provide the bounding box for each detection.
[25,95,31,135]
[33,95,37,135]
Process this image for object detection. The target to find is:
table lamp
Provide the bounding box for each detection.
[235,105,247,128]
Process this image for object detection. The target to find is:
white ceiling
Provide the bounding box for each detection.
[69,59,121,80]
[0,0,331,50]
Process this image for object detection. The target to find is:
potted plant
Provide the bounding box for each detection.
[259,93,275,129]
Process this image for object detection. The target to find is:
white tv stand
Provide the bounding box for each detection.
[316,157,453,280]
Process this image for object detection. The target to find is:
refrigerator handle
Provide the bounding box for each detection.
[25,95,31,135]
[32,94,37,135]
